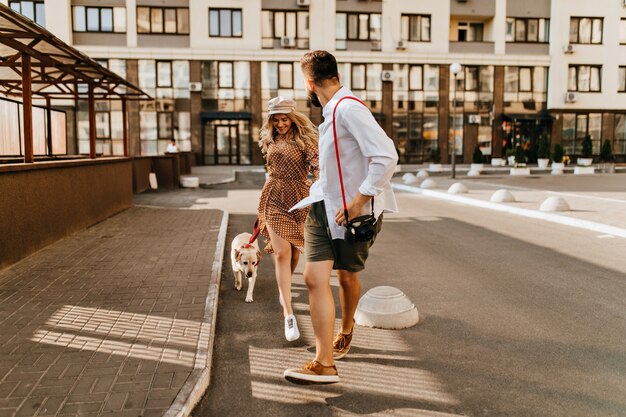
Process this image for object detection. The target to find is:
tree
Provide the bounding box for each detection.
[552,144,564,163]
[472,145,483,164]
[514,145,526,165]
[429,147,441,164]
[537,134,550,159]
[600,139,614,163]
[581,135,593,158]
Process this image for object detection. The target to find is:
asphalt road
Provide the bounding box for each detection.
[188,172,626,417]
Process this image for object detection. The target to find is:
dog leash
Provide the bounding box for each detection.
[245,218,261,247]
[331,96,374,223]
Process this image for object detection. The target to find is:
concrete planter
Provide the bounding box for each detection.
[428,163,442,172]
[491,158,506,167]
[507,155,516,166]
[577,158,593,166]
[599,163,615,173]
[510,167,531,176]
[470,163,484,172]
[537,158,550,169]
[551,162,564,175]
[574,166,595,175]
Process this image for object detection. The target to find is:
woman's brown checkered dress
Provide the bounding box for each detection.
[258,136,319,253]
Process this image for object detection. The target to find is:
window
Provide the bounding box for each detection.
[505,18,549,42]
[457,22,483,42]
[336,13,381,41]
[261,10,309,48]
[9,1,45,26]
[401,14,431,42]
[278,63,293,89]
[620,19,626,44]
[620,67,626,93]
[408,66,423,91]
[562,113,602,155]
[209,9,242,37]
[615,114,626,155]
[351,64,366,90]
[568,65,601,92]
[569,17,603,44]
[218,62,234,88]
[504,66,548,104]
[137,7,189,34]
[73,6,126,33]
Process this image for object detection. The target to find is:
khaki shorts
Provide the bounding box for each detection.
[304,201,382,272]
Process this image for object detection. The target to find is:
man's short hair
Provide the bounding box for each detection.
[300,50,339,86]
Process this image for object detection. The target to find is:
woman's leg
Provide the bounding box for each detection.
[266,224,295,317]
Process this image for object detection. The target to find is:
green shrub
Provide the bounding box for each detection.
[581,135,593,158]
[505,148,516,157]
[537,134,550,159]
[552,144,564,163]
[600,139,614,162]
[514,145,526,164]
[429,147,441,163]
[472,146,483,164]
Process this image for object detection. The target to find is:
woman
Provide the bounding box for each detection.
[258,96,319,342]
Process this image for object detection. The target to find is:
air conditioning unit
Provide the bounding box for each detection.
[396,40,407,50]
[381,70,394,82]
[565,92,578,103]
[189,82,202,92]
[468,114,481,124]
[563,44,575,54]
[280,36,296,48]
[296,0,309,7]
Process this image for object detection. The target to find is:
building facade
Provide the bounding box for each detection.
[3,0,626,164]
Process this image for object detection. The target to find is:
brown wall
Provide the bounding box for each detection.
[0,158,133,269]
[438,65,450,163]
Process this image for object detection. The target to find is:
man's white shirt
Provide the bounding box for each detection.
[290,86,398,239]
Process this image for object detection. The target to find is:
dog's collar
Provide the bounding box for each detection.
[242,243,253,249]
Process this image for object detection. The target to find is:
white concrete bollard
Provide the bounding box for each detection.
[180,176,200,188]
[402,173,418,184]
[448,182,468,194]
[355,286,419,329]
[420,178,436,189]
[416,170,430,180]
[540,196,570,212]
[490,189,516,203]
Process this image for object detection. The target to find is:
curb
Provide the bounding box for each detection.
[392,183,626,239]
[164,209,230,417]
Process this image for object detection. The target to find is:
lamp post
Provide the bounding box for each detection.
[449,63,462,179]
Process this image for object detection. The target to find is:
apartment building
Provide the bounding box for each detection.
[2,0,626,165]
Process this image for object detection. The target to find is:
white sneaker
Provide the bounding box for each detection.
[284,314,300,342]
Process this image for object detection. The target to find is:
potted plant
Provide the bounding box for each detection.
[428,147,442,172]
[578,135,593,166]
[469,145,484,175]
[599,139,615,173]
[536,134,550,169]
[510,145,530,175]
[505,148,516,166]
[551,143,565,175]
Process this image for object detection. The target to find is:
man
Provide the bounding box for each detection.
[283,51,398,384]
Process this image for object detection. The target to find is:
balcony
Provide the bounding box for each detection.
[449,41,494,54]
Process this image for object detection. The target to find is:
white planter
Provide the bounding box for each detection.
[470,163,484,172]
[537,158,550,169]
[507,156,516,166]
[577,158,593,166]
[599,163,615,173]
[510,167,530,176]
[491,158,505,167]
[428,163,442,173]
[574,166,595,175]
[180,176,199,188]
[551,162,564,175]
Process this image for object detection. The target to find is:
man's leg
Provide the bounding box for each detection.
[337,269,361,333]
[303,260,335,366]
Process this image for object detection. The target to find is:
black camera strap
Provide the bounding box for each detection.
[331,95,374,223]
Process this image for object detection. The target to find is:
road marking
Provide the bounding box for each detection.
[393,183,626,239]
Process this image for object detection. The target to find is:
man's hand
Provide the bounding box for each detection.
[335,193,372,226]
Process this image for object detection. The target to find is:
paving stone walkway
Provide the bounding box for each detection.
[0,207,225,417]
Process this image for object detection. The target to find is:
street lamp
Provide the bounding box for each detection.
[449,63,462,179]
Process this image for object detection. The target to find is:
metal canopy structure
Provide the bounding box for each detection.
[0,4,148,100]
[0,4,150,162]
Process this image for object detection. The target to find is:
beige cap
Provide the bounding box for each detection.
[268,96,296,115]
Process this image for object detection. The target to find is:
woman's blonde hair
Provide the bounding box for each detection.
[259,110,318,155]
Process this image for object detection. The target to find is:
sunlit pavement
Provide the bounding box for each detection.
[1,166,625,417]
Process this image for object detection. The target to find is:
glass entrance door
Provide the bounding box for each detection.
[215,125,239,164]
[202,119,252,165]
